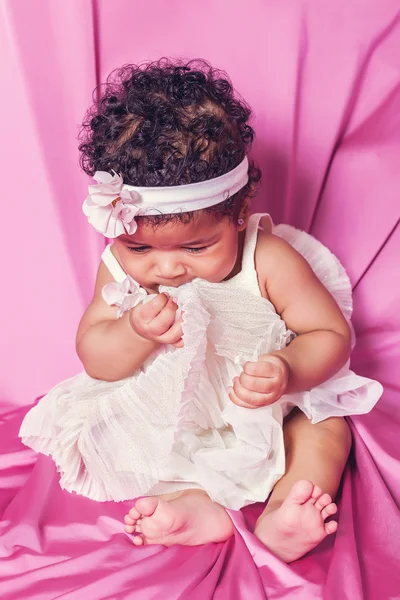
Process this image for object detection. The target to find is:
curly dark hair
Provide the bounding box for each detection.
[78,58,261,226]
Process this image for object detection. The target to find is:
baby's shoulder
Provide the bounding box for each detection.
[254,221,308,288]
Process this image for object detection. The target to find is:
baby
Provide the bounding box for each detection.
[20,58,382,563]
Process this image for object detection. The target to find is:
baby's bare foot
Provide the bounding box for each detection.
[254,480,338,563]
[124,490,234,546]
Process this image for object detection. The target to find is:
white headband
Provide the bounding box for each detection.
[82,156,249,238]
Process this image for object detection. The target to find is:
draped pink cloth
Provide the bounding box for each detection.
[1,1,399,598]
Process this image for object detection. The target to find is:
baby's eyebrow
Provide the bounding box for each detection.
[181,235,219,245]
[121,234,219,246]
[119,238,149,245]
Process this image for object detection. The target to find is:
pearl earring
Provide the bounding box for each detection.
[238,218,245,226]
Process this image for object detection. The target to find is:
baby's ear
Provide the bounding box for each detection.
[237,199,251,230]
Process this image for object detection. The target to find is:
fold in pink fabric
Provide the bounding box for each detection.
[1,401,400,599]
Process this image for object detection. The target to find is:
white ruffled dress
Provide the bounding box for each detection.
[20,214,383,510]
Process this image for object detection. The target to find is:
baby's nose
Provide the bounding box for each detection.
[157,259,186,279]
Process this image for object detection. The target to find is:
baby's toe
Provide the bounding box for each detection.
[128,506,142,520]
[124,514,136,525]
[306,485,322,505]
[124,524,136,534]
[324,520,338,535]
[132,535,144,546]
[315,493,332,511]
[321,503,337,520]
[286,480,314,504]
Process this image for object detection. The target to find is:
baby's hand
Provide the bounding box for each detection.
[228,354,289,408]
[129,293,183,347]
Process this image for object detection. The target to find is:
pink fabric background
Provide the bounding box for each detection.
[1,0,399,408]
[1,1,399,598]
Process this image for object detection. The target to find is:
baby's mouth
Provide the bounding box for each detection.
[155,277,190,288]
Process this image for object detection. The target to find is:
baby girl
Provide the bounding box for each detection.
[20,58,382,563]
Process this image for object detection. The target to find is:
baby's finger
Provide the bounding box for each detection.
[232,377,276,407]
[147,299,179,335]
[239,372,275,394]
[157,320,183,346]
[139,293,170,323]
[243,359,280,378]
[227,386,255,409]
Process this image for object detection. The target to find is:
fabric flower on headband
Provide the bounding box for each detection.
[82,171,141,238]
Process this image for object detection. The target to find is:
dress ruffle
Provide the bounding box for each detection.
[20,219,383,509]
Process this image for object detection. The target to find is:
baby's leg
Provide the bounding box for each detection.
[255,409,352,562]
[124,489,234,546]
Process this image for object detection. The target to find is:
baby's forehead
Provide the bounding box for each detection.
[119,214,228,246]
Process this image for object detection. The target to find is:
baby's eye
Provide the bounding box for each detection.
[126,246,150,253]
[183,246,208,253]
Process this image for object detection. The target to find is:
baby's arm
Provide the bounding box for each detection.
[263,234,351,393]
[229,232,351,407]
[76,261,181,381]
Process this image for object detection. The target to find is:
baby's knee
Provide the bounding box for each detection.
[310,417,352,464]
[321,416,351,444]
[284,411,352,459]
